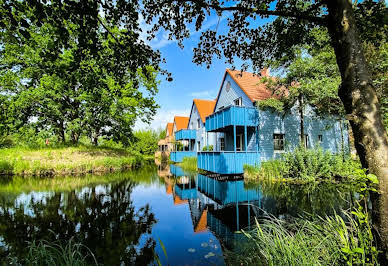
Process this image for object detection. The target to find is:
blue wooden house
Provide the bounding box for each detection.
[198,69,349,174]
[171,99,218,162]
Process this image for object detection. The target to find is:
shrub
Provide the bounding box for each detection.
[180,157,197,172]
[245,146,362,181]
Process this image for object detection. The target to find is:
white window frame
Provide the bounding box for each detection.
[273,134,285,152]
[236,134,243,151]
[234,97,242,106]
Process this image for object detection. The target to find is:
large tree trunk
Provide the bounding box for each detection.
[326,0,388,258]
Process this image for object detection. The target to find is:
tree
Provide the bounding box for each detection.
[0,0,161,145]
[142,0,388,255]
[132,129,159,155]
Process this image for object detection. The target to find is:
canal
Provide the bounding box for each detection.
[0,163,356,265]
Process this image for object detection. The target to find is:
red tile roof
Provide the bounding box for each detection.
[174,116,189,131]
[225,68,275,102]
[193,99,216,123]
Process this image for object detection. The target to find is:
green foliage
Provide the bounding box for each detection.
[257,98,284,112]
[202,145,213,151]
[131,129,159,155]
[228,209,379,266]
[245,146,365,182]
[0,1,161,145]
[8,238,97,266]
[179,157,197,172]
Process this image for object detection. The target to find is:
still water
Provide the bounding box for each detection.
[0,163,356,265]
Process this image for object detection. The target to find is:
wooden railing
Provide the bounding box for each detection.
[197,151,260,174]
[205,105,259,132]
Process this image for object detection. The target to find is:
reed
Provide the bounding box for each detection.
[227,209,379,265]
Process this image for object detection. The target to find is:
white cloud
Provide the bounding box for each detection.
[134,108,190,130]
[189,90,217,99]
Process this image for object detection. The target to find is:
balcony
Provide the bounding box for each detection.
[170,151,196,163]
[197,151,260,174]
[205,105,258,132]
[175,129,196,140]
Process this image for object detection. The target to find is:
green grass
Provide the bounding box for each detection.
[179,156,197,172]
[0,145,145,176]
[244,146,365,182]
[7,238,97,266]
[227,209,379,265]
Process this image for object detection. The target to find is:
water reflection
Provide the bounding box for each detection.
[0,164,356,265]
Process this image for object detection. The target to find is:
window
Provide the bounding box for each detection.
[318,135,323,145]
[197,118,201,129]
[300,134,309,149]
[197,141,201,151]
[220,137,225,151]
[234,97,242,106]
[273,134,285,151]
[226,81,231,92]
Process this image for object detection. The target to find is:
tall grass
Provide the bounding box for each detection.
[244,146,363,182]
[7,238,97,266]
[0,145,145,176]
[179,157,197,172]
[228,209,379,265]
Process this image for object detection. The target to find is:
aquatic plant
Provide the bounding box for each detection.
[179,157,197,172]
[7,238,97,266]
[227,208,379,266]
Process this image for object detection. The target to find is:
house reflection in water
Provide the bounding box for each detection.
[169,164,265,248]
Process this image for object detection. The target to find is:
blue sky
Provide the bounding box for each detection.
[135,14,241,130]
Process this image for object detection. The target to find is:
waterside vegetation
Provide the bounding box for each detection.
[244,146,372,183]
[228,208,379,265]
[0,145,146,177]
[178,157,197,172]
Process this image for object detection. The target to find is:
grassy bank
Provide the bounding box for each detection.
[0,145,146,177]
[244,146,368,183]
[178,157,197,172]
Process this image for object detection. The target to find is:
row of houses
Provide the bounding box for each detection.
[156,68,349,175]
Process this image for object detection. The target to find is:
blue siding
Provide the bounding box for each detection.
[188,101,217,152]
[215,73,254,112]
[205,106,259,131]
[258,104,349,161]
[197,151,260,174]
[175,129,196,140]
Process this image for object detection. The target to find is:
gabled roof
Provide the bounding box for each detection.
[193,99,216,123]
[214,69,275,111]
[166,123,173,136]
[225,68,274,102]
[174,116,189,131]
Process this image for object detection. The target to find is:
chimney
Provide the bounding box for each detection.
[260,68,269,77]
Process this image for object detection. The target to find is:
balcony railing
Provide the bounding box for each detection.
[197,151,260,174]
[170,151,196,163]
[205,105,259,132]
[175,129,197,140]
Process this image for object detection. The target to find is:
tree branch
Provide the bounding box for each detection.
[178,0,327,25]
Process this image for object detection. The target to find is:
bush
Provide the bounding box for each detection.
[245,146,362,181]
[202,145,213,151]
[180,157,197,172]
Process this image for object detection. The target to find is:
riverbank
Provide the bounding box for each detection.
[0,146,149,177]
